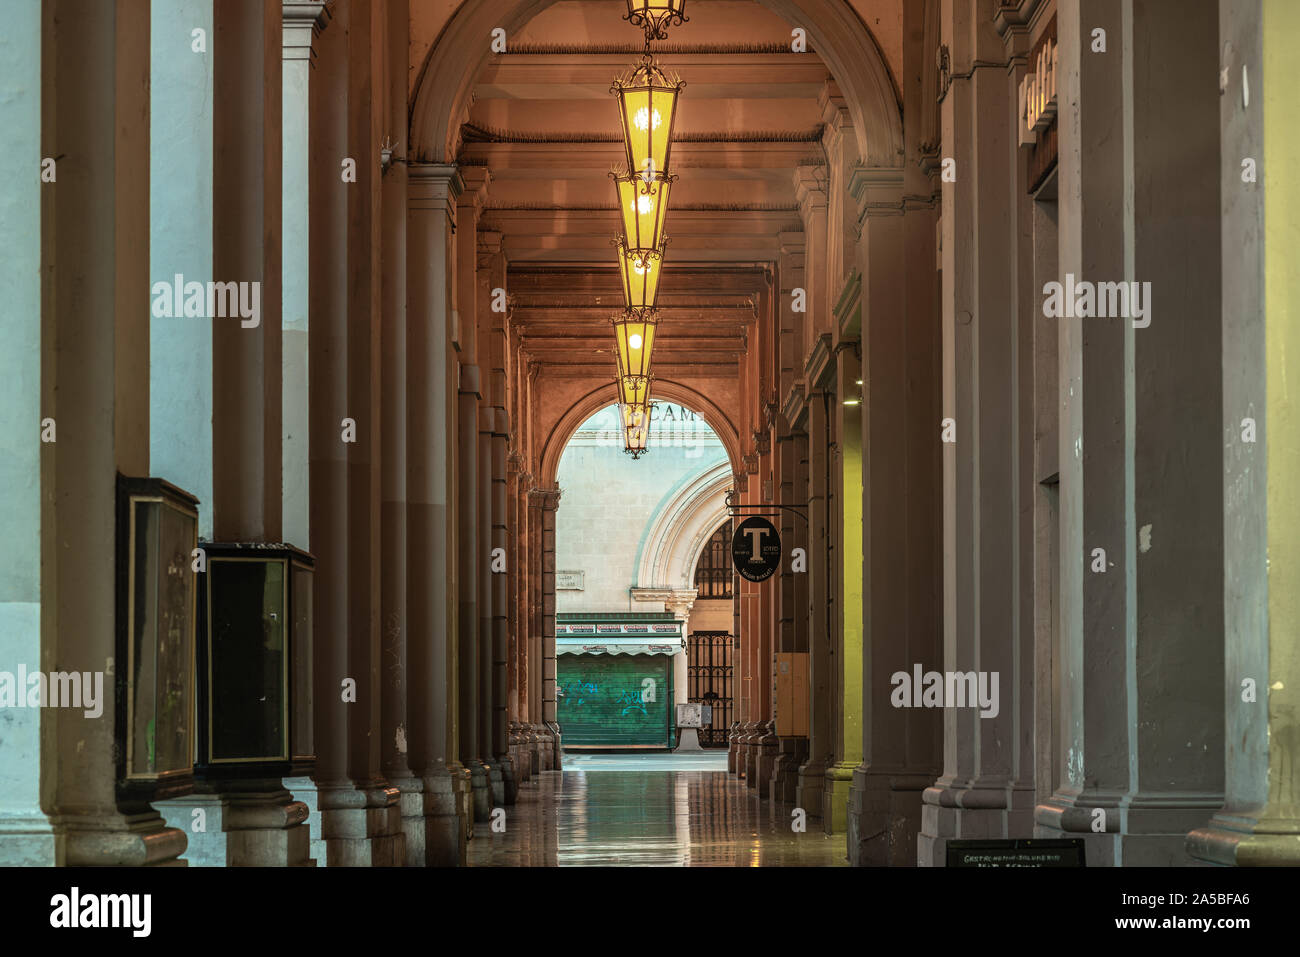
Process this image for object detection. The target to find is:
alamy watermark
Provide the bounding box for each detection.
[150,274,261,328]
[0,665,104,718]
[1042,273,1151,329]
[890,664,999,719]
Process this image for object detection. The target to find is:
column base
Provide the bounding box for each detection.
[546,722,563,770]
[795,757,828,818]
[768,737,808,804]
[284,775,325,864]
[822,761,856,834]
[389,772,428,866]
[467,759,492,822]
[221,781,312,866]
[1034,790,1230,866]
[497,754,518,805]
[414,765,464,866]
[918,782,1034,866]
[755,723,777,797]
[1187,807,1300,867]
[846,768,930,866]
[484,757,505,808]
[448,762,473,853]
[0,811,56,866]
[55,805,188,866]
[316,781,404,866]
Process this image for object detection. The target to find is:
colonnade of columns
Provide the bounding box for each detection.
[721,0,1300,868]
[0,0,560,868]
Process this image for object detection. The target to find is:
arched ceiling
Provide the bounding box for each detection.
[409,1,904,471]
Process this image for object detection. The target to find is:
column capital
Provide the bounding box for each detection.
[849,166,906,220]
[529,486,561,511]
[793,165,829,219]
[407,163,463,221]
[458,166,492,212]
[282,1,330,63]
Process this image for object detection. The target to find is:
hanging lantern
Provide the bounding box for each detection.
[613,170,673,257]
[621,401,655,458]
[616,240,664,309]
[611,57,684,181]
[623,0,688,41]
[612,306,659,391]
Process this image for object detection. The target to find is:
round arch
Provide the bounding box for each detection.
[538,378,742,488]
[410,0,903,167]
[633,461,733,591]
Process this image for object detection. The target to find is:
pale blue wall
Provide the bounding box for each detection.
[555,404,726,612]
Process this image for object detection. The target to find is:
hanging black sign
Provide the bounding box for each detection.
[731,516,781,583]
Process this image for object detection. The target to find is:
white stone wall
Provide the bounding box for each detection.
[556,404,726,613]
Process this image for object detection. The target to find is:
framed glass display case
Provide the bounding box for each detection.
[195,543,314,778]
[115,476,199,803]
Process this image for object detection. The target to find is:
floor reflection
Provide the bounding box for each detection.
[468,755,848,867]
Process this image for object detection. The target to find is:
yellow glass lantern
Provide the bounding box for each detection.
[621,401,655,458]
[611,57,684,180]
[616,240,664,310]
[612,306,659,388]
[623,0,688,41]
[613,170,673,257]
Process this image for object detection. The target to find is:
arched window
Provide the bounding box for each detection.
[693,524,732,599]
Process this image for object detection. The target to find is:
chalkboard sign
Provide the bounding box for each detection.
[946,838,1086,867]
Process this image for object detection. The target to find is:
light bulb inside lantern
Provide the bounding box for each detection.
[634,108,661,132]
[629,333,643,350]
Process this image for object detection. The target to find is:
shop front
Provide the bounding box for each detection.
[556,613,683,750]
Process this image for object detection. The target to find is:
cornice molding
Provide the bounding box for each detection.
[462,123,824,145]
[804,333,834,391]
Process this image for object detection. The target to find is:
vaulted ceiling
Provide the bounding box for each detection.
[462,0,837,383]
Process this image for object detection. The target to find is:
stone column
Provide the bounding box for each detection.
[1189,0,1300,866]
[375,0,421,865]
[797,378,834,819]
[539,487,563,768]
[527,487,546,775]
[847,163,941,864]
[407,163,464,864]
[144,0,221,863]
[456,168,491,821]
[821,87,862,831]
[0,0,53,866]
[206,0,319,866]
[824,342,861,834]
[303,0,360,867]
[919,0,1032,864]
[276,0,330,864]
[1035,0,1226,865]
[39,0,186,866]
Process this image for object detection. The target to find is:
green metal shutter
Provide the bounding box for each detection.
[557,654,673,748]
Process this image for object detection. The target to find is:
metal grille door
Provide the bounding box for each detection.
[687,631,733,748]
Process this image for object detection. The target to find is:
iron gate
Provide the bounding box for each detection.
[687,630,733,748]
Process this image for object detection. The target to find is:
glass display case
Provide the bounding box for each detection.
[195,543,314,778]
[115,476,199,803]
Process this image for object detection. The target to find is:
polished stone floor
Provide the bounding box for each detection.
[468,752,849,866]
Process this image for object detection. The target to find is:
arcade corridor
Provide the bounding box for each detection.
[2,1,1299,918]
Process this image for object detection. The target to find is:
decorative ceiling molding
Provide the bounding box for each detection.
[499,42,814,55]
[462,123,824,145]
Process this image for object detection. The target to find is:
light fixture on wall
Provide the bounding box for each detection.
[611,58,684,181]
[623,0,688,42]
